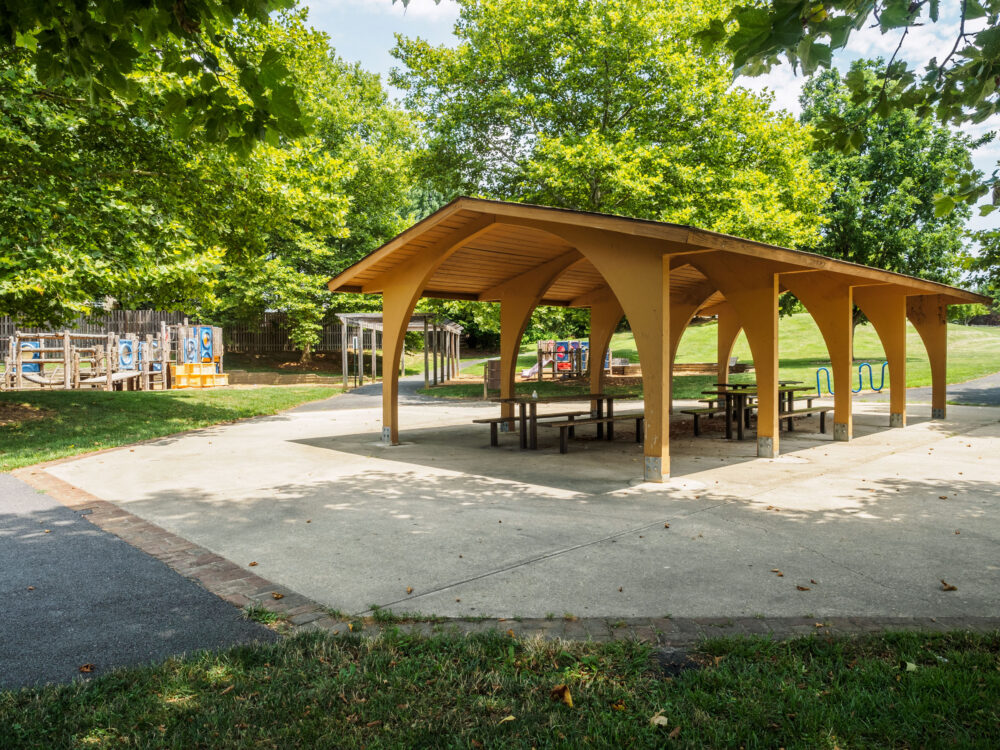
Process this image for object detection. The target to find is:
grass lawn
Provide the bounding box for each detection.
[0,386,338,472]
[1,629,997,748]
[422,315,1000,400]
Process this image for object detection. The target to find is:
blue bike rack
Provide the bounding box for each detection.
[816,361,889,396]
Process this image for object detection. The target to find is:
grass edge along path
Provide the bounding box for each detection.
[0,386,340,472]
[1,629,997,748]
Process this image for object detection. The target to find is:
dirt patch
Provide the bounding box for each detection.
[0,401,52,427]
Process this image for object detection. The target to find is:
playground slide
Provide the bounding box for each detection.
[521,357,554,378]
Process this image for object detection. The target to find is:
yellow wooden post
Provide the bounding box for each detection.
[587,291,624,405]
[783,274,854,440]
[907,294,949,419]
[693,255,781,458]
[715,302,741,387]
[854,287,908,427]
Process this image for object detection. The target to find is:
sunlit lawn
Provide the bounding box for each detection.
[2,629,997,749]
[425,314,1000,400]
[0,386,339,471]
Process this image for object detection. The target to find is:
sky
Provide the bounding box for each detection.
[303,0,997,232]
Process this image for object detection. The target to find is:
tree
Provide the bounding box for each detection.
[799,62,982,325]
[211,14,416,361]
[0,0,307,152]
[392,0,830,341]
[696,0,1000,216]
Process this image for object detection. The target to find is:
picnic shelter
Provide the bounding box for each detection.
[327,198,989,482]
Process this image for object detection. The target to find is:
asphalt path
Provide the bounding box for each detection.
[0,474,277,692]
[859,370,1000,407]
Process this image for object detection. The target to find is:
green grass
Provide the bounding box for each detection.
[1,630,996,748]
[0,386,339,472]
[421,315,1000,400]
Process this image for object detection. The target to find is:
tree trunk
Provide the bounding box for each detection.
[300,342,313,364]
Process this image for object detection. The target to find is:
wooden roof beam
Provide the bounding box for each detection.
[477,250,584,301]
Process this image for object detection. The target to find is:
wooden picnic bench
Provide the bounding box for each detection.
[782,405,832,433]
[679,403,728,436]
[540,412,646,454]
[472,410,589,446]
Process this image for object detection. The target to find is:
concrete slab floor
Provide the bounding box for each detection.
[44,394,1000,621]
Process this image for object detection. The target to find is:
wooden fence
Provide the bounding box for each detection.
[215,313,345,353]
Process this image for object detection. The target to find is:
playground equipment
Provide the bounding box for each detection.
[1,323,227,392]
[815,361,889,396]
[522,340,611,380]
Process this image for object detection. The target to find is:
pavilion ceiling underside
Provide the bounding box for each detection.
[333,207,984,308]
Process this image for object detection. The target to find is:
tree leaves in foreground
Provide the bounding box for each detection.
[696,0,1000,216]
[0,0,307,153]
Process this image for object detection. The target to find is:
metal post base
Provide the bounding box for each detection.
[833,422,850,442]
[644,456,666,483]
[381,426,392,444]
[889,412,905,428]
[757,436,775,458]
[931,407,945,419]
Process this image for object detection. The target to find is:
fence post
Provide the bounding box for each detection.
[63,331,72,390]
[341,319,348,389]
[423,317,429,389]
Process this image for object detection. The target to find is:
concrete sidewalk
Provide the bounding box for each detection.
[0,474,277,691]
[36,392,1000,624]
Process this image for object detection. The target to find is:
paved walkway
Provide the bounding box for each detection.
[859,371,1000,407]
[30,387,1000,623]
[0,474,276,691]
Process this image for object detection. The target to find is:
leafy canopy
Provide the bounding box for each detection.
[800,62,981,294]
[695,0,1000,216]
[1,0,307,152]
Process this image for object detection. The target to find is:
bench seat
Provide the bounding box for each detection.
[539,411,645,453]
[782,406,832,433]
[473,410,589,446]
[680,406,728,436]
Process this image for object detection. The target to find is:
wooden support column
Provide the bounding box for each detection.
[693,256,781,458]
[907,294,949,419]
[715,302,741,387]
[854,287,908,427]
[587,292,624,402]
[783,274,855,440]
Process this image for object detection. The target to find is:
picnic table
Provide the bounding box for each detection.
[701,385,815,441]
[491,393,618,449]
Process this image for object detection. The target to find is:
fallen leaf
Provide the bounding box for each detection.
[650,712,670,727]
[306,520,311,524]
[220,684,234,695]
[26,586,34,591]
[497,715,516,725]
[810,579,818,585]
[664,523,670,528]
[271,592,284,600]
[939,496,947,500]
[248,561,258,567]
[610,700,626,711]
[904,661,918,672]
[471,741,483,749]
[940,580,957,592]
[550,684,573,707]
[44,529,51,534]
[796,585,811,591]
[406,586,413,594]
[669,726,681,739]
[456,598,461,602]
[618,587,623,592]
[506,629,515,638]
[955,530,960,535]
[79,664,95,673]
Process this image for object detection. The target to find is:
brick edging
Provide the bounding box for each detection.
[13,467,1000,646]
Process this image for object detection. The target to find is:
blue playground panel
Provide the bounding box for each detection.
[198,326,213,363]
[20,341,41,373]
[118,340,135,369]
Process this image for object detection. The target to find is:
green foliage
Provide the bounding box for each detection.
[799,63,981,296]
[0,0,307,153]
[696,0,1000,216]
[968,228,1000,306]
[393,0,829,340]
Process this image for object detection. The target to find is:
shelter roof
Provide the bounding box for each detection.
[328,198,989,311]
